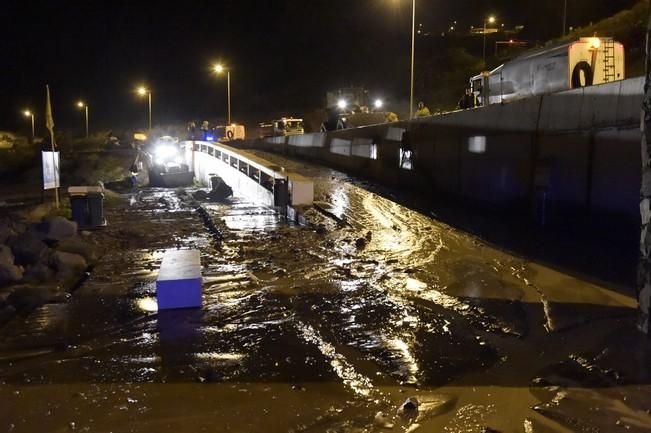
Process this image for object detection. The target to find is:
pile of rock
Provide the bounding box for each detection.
[0,215,97,324]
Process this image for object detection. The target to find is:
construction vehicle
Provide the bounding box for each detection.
[259,118,304,137]
[321,87,391,131]
[143,135,194,187]
[470,37,624,106]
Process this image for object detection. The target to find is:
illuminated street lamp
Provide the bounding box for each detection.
[374,99,384,110]
[76,101,89,138]
[213,64,232,125]
[137,86,152,130]
[483,16,496,64]
[23,110,34,139]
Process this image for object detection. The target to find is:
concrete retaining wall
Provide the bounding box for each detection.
[247,77,643,225]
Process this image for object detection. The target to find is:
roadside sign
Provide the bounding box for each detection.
[42,151,60,190]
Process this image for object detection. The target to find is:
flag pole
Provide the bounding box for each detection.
[46,84,59,208]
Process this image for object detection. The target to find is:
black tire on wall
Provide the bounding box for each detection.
[571,61,594,88]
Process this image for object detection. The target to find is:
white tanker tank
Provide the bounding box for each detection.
[470,37,625,106]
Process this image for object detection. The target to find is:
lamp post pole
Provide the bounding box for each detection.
[409,0,415,119]
[483,16,496,65]
[227,70,231,125]
[213,65,232,124]
[23,111,34,139]
[78,102,89,138]
[85,105,89,138]
[147,91,152,131]
[483,19,487,64]
[562,0,568,36]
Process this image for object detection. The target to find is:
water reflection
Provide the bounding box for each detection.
[136,297,158,312]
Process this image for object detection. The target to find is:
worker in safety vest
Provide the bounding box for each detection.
[385,112,399,123]
[415,101,431,118]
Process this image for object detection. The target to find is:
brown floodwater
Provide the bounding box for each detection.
[1,156,649,433]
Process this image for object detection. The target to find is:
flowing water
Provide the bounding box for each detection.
[1,156,649,433]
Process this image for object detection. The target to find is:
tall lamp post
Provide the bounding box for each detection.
[137,86,152,131]
[213,64,231,124]
[76,101,89,138]
[483,15,496,65]
[409,0,416,119]
[23,110,35,139]
[562,0,567,36]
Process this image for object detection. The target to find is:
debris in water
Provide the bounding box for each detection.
[373,411,394,429]
[397,396,420,416]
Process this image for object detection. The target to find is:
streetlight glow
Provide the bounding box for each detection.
[212,63,232,124]
[337,99,347,110]
[483,15,498,64]
[23,110,34,138]
[374,99,384,109]
[76,101,89,138]
[136,86,152,130]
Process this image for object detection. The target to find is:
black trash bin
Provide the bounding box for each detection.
[68,187,106,228]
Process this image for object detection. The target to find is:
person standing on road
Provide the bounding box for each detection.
[458,89,476,110]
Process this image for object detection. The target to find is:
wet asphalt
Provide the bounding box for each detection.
[1,155,650,433]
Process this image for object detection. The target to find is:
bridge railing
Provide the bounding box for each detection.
[183,140,313,206]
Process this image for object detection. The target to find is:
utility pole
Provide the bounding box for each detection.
[562,0,568,36]
[409,0,415,119]
[638,10,651,334]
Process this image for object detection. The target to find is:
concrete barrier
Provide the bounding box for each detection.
[156,249,202,310]
[249,77,642,223]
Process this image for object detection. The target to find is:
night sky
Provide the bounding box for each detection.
[0,0,638,134]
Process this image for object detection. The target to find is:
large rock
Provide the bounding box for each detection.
[0,245,23,286]
[0,304,16,326]
[23,261,53,283]
[8,231,48,266]
[56,236,97,262]
[34,216,78,241]
[6,286,51,313]
[52,251,87,279]
[208,177,233,201]
[0,223,16,244]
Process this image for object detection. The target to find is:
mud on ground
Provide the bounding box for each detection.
[1,159,650,433]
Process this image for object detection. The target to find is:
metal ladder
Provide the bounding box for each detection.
[602,38,616,82]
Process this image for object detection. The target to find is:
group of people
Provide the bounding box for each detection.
[410,89,478,117]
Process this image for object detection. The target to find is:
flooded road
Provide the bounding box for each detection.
[1,156,650,433]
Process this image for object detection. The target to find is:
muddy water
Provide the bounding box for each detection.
[1,160,649,433]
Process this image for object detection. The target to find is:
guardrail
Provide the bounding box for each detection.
[183,140,313,206]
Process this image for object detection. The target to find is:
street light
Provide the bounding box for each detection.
[337,99,347,110]
[23,110,34,139]
[409,0,416,119]
[76,101,89,138]
[374,99,384,110]
[213,64,232,125]
[483,15,496,65]
[137,86,152,130]
[562,0,567,36]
